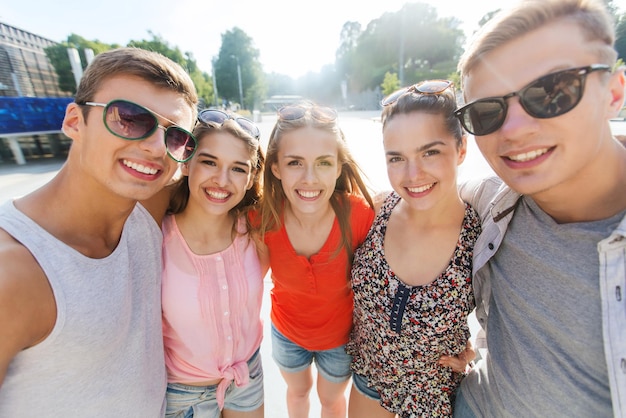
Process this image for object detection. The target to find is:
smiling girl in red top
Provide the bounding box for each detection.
[258,102,374,418]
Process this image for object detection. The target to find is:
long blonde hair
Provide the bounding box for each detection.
[260,102,373,260]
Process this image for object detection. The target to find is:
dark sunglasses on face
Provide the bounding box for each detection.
[197,109,260,140]
[454,64,611,136]
[79,99,197,163]
[277,105,338,122]
[381,79,454,106]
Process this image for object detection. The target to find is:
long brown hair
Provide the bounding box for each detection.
[168,116,265,235]
[260,101,373,260]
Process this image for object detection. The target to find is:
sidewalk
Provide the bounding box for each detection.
[0,158,65,203]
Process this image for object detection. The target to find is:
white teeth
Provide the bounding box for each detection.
[123,160,158,175]
[508,148,549,162]
[207,190,229,200]
[407,183,435,193]
[298,190,321,198]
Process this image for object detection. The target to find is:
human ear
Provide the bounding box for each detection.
[271,163,281,180]
[61,103,83,142]
[607,66,625,119]
[457,135,468,165]
[246,170,256,190]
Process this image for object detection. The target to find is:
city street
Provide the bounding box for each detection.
[1,112,625,416]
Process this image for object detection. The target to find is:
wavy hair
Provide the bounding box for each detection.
[168,115,264,236]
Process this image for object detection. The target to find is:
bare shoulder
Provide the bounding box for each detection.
[373,190,391,214]
[0,229,56,380]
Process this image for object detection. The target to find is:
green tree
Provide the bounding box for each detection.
[214,27,264,110]
[46,32,214,105]
[44,34,114,94]
[266,72,298,98]
[128,33,214,107]
[336,21,363,90]
[344,3,464,91]
[128,32,187,66]
[381,71,400,97]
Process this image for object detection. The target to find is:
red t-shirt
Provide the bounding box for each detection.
[264,194,374,350]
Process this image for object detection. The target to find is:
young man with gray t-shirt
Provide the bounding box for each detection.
[452,0,626,416]
[0,47,198,416]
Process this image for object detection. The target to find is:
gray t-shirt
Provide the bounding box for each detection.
[463,196,623,417]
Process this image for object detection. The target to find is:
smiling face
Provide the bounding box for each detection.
[463,19,621,200]
[270,126,342,217]
[64,74,194,202]
[182,130,255,217]
[383,111,466,212]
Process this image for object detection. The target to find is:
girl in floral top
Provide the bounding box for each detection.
[346,81,481,417]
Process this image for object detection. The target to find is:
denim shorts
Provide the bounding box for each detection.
[165,349,264,418]
[453,385,478,418]
[352,372,381,401]
[271,323,352,383]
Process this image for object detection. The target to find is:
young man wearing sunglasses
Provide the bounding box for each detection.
[0,47,198,416]
[453,0,626,417]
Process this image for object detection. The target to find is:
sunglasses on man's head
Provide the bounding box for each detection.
[79,99,197,163]
[454,64,611,136]
[277,105,338,122]
[381,79,454,107]
[197,109,260,140]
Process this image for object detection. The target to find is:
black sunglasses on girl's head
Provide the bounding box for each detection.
[455,64,611,136]
[80,99,197,163]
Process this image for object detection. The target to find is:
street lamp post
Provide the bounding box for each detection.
[231,55,244,110]
[211,57,219,107]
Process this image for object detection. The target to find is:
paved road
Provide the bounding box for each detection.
[1,113,624,416]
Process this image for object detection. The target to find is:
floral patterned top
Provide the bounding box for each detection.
[347,192,481,417]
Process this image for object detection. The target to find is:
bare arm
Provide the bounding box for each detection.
[253,234,270,278]
[438,339,476,374]
[0,231,56,386]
